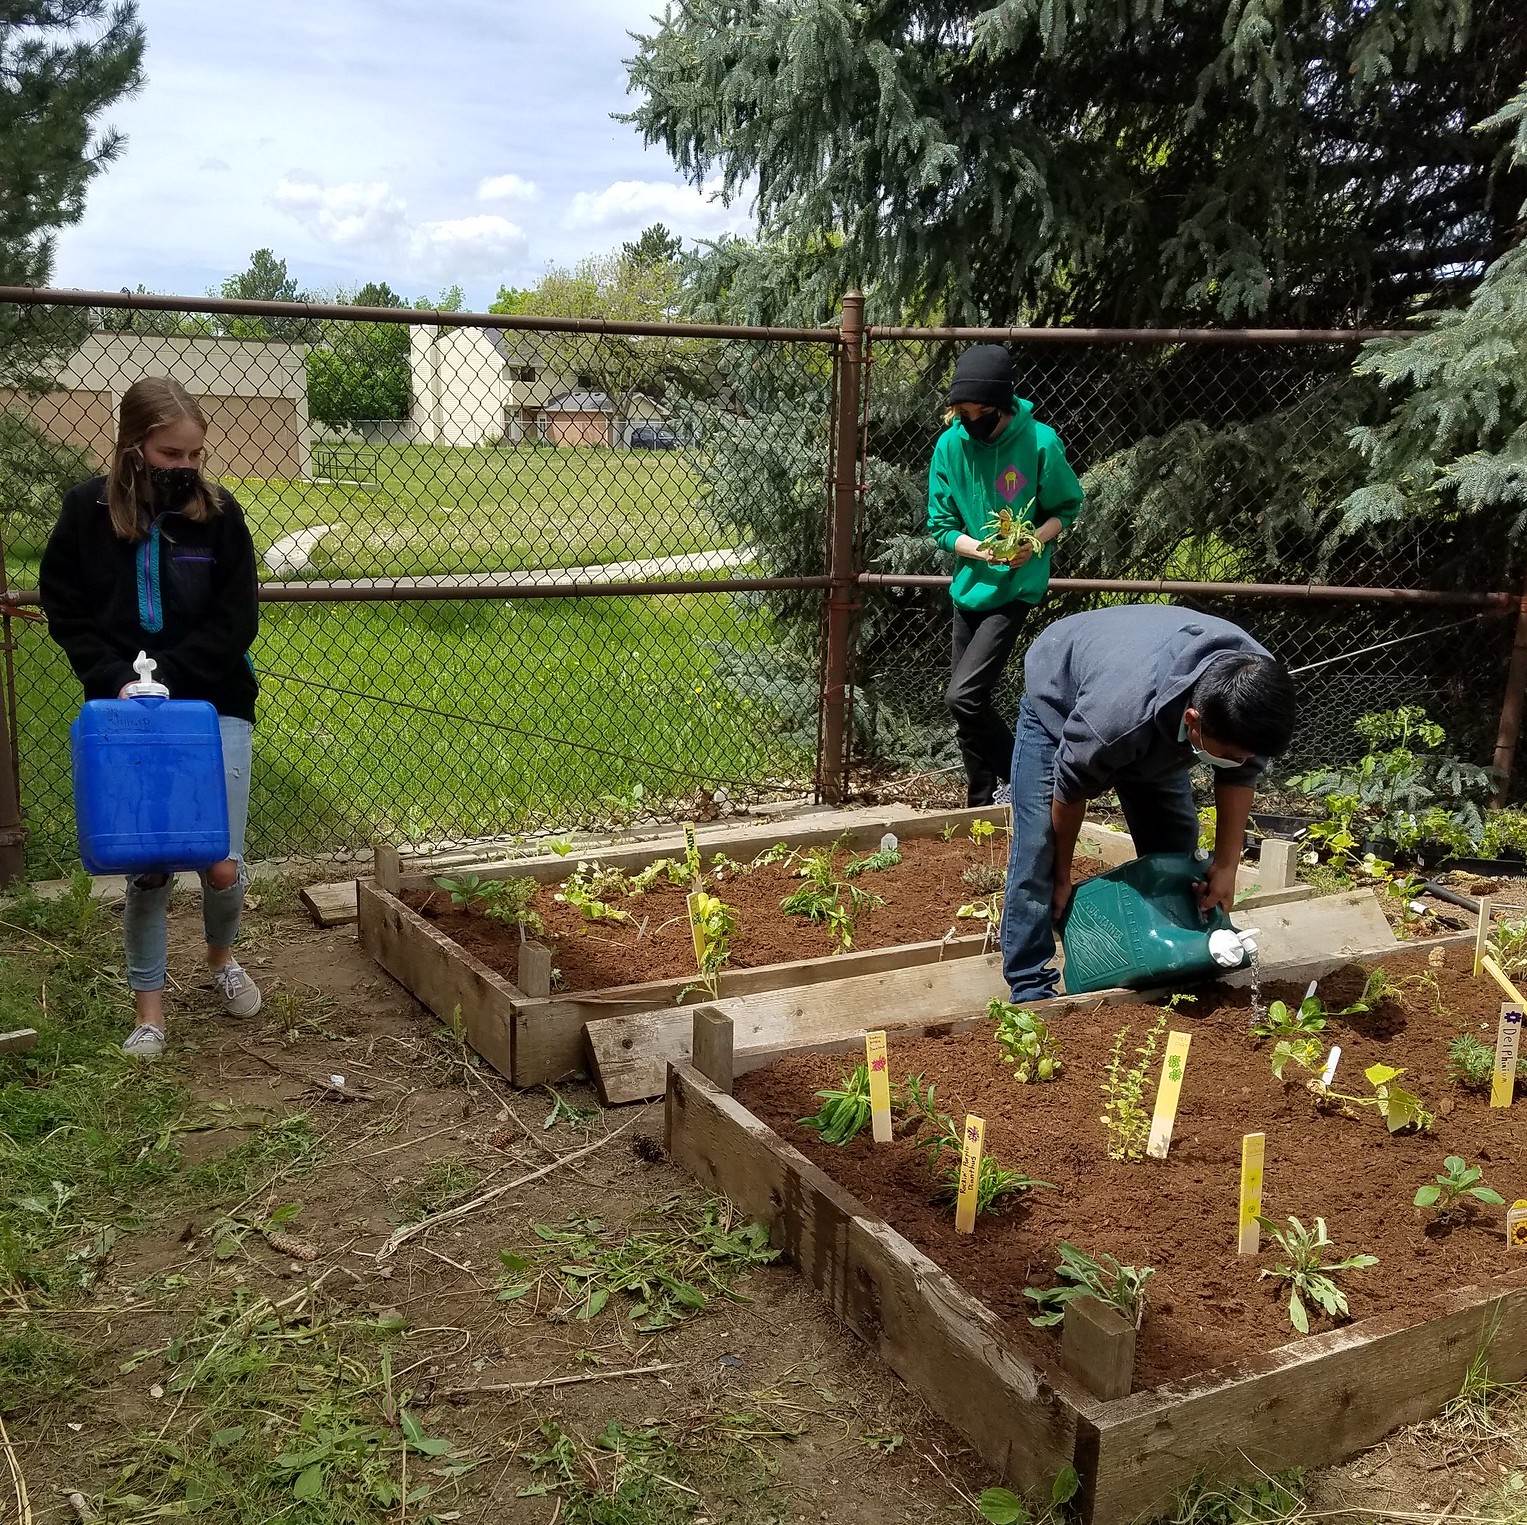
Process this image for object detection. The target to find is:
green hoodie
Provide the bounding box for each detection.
[926,401,1084,612]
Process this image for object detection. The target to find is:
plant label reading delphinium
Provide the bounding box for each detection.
[1491,1003,1523,1108]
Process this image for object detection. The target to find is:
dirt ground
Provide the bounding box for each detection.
[8,869,1527,1523]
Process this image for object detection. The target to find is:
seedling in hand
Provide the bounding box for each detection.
[1257,1215,1377,1335]
[1025,1242,1154,1330]
[980,508,1044,563]
[1414,1156,1504,1223]
[989,998,1062,1083]
[799,1064,873,1145]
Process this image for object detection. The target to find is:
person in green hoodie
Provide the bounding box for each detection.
[927,346,1085,806]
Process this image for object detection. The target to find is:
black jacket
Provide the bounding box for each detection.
[39,476,260,722]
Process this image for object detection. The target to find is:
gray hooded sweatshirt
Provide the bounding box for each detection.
[1022,605,1270,804]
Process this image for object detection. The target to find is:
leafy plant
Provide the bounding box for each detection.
[910,1112,1052,1214]
[1482,809,1527,860]
[990,999,1063,1083]
[1252,968,1395,1041]
[686,890,739,999]
[1099,1011,1168,1161]
[750,840,795,868]
[628,856,689,894]
[1025,1242,1155,1330]
[1257,1215,1377,1335]
[1414,1156,1505,1220]
[956,889,1004,945]
[969,816,998,853]
[554,862,633,923]
[1488,914,1527,982]
[977,1468,1081,1525]
[940,823,959,843]
[799,1064,873,1145]
[845,844,902,876]
[780,845,883,953]
[434,872,544,935]
[1270,1037,1326,1081]
[961,860,1006,893]
[1447,1032,1527,1090]
[1308,1060,1434,1132]
[980,507,1045,563]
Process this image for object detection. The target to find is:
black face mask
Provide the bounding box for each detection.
[148,465,201,509]
[963,410,1002,443]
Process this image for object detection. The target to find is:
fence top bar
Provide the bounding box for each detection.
[0,286,836,345]
[854,573,1514,609]
[865,324,1401,344]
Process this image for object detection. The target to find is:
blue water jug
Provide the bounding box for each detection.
[1059,852,1255,995]
[70,652,229,875]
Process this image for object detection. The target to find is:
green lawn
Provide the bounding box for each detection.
[233,441,724,579]
[13,594,812,874]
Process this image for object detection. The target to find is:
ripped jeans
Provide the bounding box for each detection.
[123,716,252,993]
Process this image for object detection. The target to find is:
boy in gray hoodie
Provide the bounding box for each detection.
[1002,604,1298,1001]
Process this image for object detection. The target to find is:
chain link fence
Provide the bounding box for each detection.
[847,332,1519,801]
[1,293,837,874]
[0,292,1519,876]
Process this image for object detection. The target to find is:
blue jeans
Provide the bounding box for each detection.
[1000,698,1200,1001]
[123,716,252,993]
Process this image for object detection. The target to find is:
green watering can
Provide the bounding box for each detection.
[1058,852,1257,995]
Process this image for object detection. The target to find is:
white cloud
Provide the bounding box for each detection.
[411,214,529,275]
[565,177,752,239]
[199,156,231,173]
[478,173,539,203]
[270,174,410,247]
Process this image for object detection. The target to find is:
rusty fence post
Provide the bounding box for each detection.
[0,559,27,885]
[819,290,865,806]
[1492,569,1527,805]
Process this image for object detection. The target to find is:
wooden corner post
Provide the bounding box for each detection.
[819,290,865,807]
[690,1008,734,1093]
[1492,569,1527,806]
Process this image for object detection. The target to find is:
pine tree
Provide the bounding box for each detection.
[0,1,145,384]
[627,0,1526,327]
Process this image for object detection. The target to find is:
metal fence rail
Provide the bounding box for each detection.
[0,287,1521,879]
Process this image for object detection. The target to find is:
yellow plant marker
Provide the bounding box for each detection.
[686,891,706,965]
[1481,954,1527,1008]
[865,1030,893,1144]
[683,823,701,886]
[1492,1002,1523,1109]
[955,1114,985,1235]
[1509,1199,1527,1250]
[1145,1031,1192,1161]
[1475,896,1493,978]
[1237,1133,1266,1255]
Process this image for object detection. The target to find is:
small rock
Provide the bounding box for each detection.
[149,1384,164,1400]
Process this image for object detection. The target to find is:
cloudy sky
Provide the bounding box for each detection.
[50,0,753,309]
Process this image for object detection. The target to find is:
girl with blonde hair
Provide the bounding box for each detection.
[41,377,262,1057]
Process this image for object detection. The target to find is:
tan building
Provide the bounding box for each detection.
[4,331,313,478]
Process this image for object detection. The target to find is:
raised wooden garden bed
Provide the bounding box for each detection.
[359,805,1136,1087]
[665,940,1527,1522]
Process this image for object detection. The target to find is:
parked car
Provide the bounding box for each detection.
[629,425,681,450]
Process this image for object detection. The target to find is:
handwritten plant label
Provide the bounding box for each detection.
[686,891,705,965]
[683,823,701,885]
[1509,1199,1527,1250]
[955,1114,986,1235]
[1493,1003,1523,1109]
[1238,1133,1266,1255]
[865,1030,893,1143]
[1146,1032,1192,1160]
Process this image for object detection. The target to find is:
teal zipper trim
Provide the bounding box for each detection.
[136,521,164,633]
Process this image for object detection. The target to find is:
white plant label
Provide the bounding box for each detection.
[1320,1047,1342,1088]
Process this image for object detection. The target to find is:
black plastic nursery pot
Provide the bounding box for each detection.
[1247,811,1316,838]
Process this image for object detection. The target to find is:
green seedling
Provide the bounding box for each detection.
[434,872,544,936]
[990,999,1063,1083]
[750,841,795,869]
[1271,1037,1325,1080]
[780,845,882,953]
[960,860,1006,893]
[978,1468,1081,1525]
[799,1064,873,1145]
[541,1086,600,1131]
[933,1153,1048,1216]
[980,507,1044,562]
[709,851,747,879]
[900,1102,1051,1215]
[554,862,633,924]
[1257,1215,1377,1335]
[1414,1156,1505,1221]
[845,845,902,877]
[1306,1060,1434,1133]
[1447,1032,1527,1090]
[1025,1242,1154,1330]
[940,823,959,843]
[628,856,689,894]
[1252,968,1395,1040]
[969,817,998,854]
[1099,1011,1168,1161]
[683,890,739,1000]
[893,1072,940,1133]
[957,891,1003,930]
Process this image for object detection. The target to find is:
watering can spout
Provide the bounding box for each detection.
[123,650,170,699]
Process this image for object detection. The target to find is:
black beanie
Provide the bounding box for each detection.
[947,345,1015,410]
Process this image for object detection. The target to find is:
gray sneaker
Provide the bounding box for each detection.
[993,784,1012,805]
[122,1024,166,1059]
[213,961,262,1018]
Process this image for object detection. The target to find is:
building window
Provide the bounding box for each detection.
[510,365,537,383]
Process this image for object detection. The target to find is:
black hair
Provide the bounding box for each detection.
[1191,653,1298,757]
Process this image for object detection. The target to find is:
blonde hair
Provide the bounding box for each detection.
[106,377,221,541]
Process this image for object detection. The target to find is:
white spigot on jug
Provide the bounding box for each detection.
[123,650,170,699]
[1208,926,1260,969]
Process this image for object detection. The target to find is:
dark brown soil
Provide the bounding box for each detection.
[734,949,1527,1390]
[403,834,1101,993]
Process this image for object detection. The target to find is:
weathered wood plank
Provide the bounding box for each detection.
[691,1009,734,1092]
[299,880,359,927]
[665,1063,1086,1494]
[1082,1272,1527,1522]
[518,935,992,1089]
[0,1028,38,1055]
[356,881,516,1079]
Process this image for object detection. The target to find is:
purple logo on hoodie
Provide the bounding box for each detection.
[996,466,1027,504]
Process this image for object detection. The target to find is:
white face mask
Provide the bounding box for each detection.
[1179,717,1243,770]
